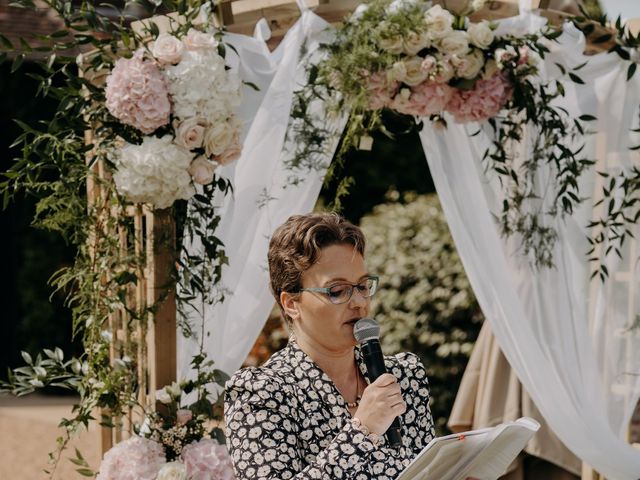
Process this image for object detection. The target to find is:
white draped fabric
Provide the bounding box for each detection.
[419,13,640,480]
[178,11,346,379]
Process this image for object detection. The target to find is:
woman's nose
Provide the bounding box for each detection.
[349,289,369,310]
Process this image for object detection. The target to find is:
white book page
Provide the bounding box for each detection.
[397,417,540,480]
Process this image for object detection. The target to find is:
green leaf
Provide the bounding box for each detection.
[627,62,637,82]
[21,351,33,364]
[578,114,597,121]
[75,468,95,477]
[10,53,24,73]
[0,34,14,49]
[568,72,585,84]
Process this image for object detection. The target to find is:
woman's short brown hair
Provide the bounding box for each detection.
[268,212,365,325]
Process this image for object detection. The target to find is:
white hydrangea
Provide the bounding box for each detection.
[165,48,241,121]
[113,135,195,209]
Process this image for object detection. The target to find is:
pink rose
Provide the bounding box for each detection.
[183,29,218,51]
[188,156,216,185]
[176,409,193,425]
[151,33,184,65]
[175,118,206,150]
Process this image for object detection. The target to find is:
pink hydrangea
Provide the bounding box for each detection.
[391,82,454,117]
[446,72,513,123]
[182,439,235,480]
[105,50,171,134]
[366,71,399,110]
[96,436,166,480]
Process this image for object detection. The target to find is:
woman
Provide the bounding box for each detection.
[224,213,435,479]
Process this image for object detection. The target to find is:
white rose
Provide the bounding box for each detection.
[453,49,485,79]
[183,28,218,51]
[175,118,206,150]
[217,135,242,165]
[155,389,172,404]
[434,54,455,83]
[188,156,216,185]
[403,31,431,56]
[204,121,234,157]
[378,35,404,54]
[495,45,517,69]
[467,21,494,49]
[403,56,430,86]
[151,33,184,65]
[424,5,454,40]
[157,462,187,480]
[390,61,407,82]
[166,381,182,398]
[472,0,486,11]
[439,30,470,57]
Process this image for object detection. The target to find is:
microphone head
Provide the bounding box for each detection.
[353,318,380,344]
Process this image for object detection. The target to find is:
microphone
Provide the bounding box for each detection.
[353,317,403,448]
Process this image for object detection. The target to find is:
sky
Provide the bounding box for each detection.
[599,0,640,20]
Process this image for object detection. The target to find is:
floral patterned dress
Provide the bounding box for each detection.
[224,339,435,479]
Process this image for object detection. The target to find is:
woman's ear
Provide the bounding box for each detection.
[280,291,300,321]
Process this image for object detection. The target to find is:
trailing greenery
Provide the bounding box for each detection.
[571,7,640,280]
[0,0,233,476]
[360,192,483,434]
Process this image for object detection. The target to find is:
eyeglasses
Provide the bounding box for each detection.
[297,276,379,305]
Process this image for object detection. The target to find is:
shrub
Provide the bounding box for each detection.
[360,192,483,433]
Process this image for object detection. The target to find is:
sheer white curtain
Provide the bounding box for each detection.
[420,14,640,479]
[178,11,346,379]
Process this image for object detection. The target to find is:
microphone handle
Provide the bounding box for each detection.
[361,340,403,448]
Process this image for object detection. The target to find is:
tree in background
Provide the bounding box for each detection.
[0,62,77,379]
[361,192,484,434]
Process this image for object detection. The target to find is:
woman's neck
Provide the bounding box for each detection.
[294,333,356,383]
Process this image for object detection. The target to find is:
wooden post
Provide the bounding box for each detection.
[146,208,177,399]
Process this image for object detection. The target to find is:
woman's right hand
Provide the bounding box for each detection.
[354,373,406,435]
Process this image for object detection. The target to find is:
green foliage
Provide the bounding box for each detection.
[360,192,483,434]
[0,0,232,476]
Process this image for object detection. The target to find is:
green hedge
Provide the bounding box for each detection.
[360,192,483,434]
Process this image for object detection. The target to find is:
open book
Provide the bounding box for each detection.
[397,417,541,480]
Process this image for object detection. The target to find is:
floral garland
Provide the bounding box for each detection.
[0,0,238,477]
[293,0,595,268]
[105,28,243,208]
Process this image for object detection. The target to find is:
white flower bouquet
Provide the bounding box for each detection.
[105,28,243,209]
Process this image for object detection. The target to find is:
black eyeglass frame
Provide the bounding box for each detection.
[295,275,379,305]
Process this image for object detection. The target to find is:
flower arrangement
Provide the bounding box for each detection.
[0,2,244,477]
[318,1,541,127]
[105,28,243,209]
[295,0,594,268]
[96,358,235,480]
